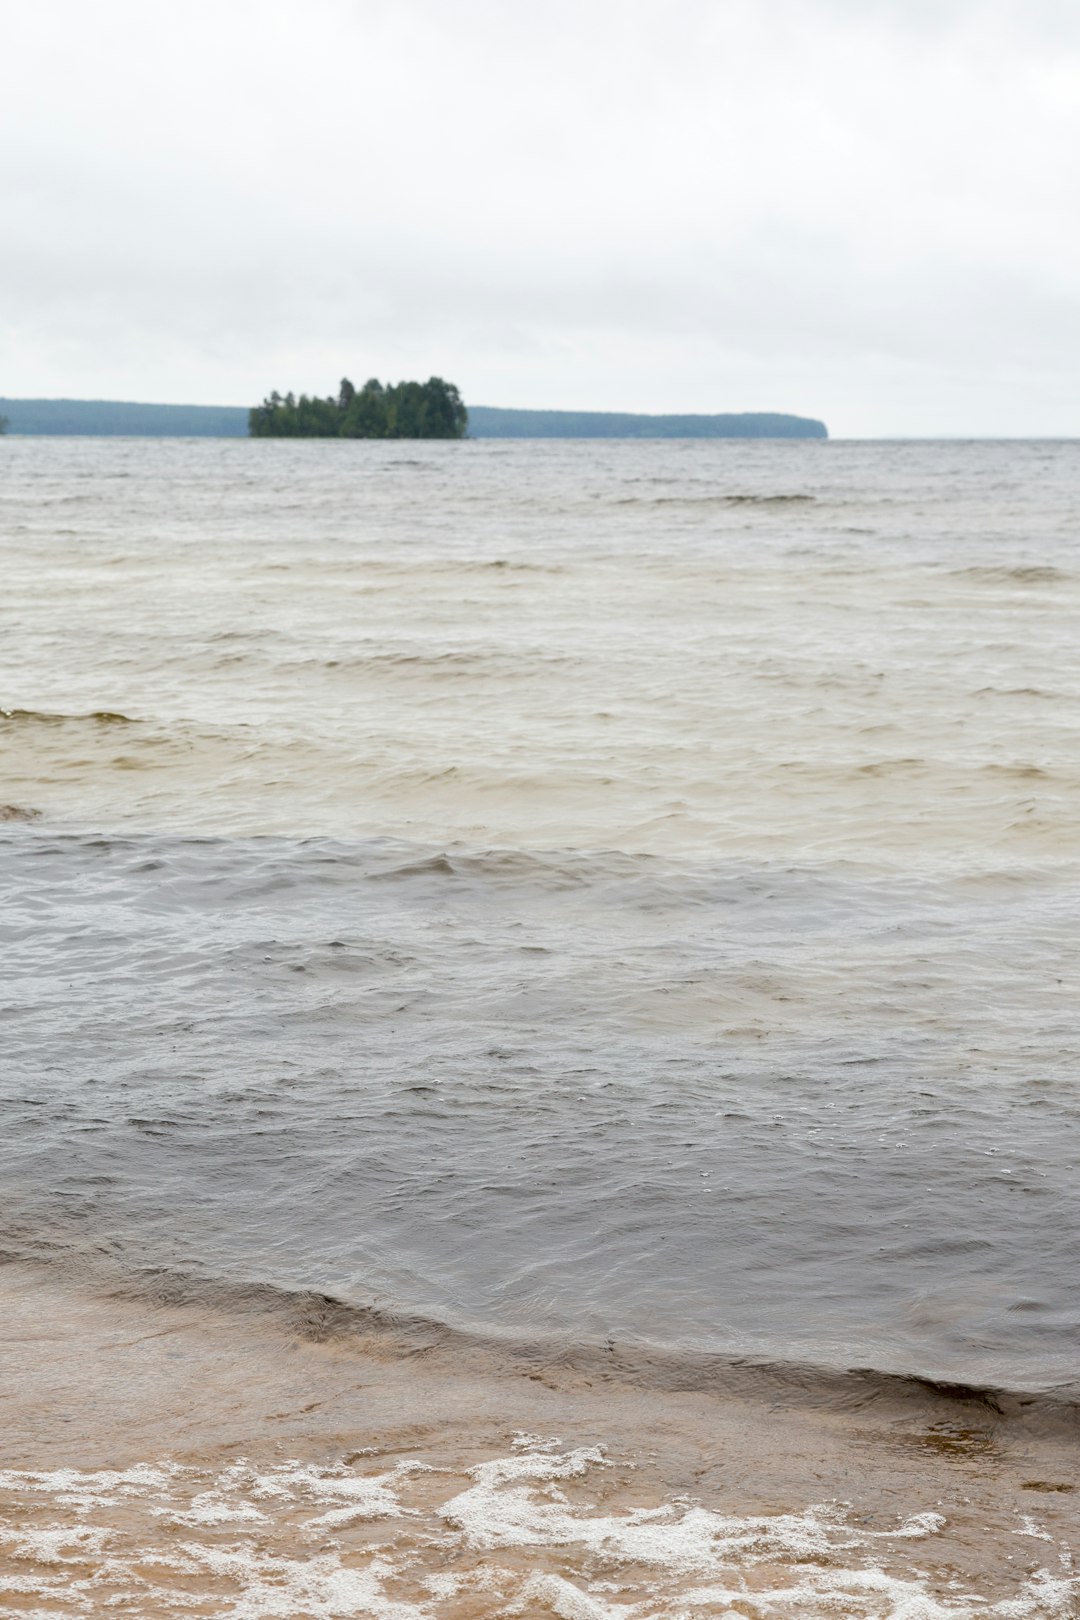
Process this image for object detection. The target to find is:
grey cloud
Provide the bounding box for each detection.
[2,0,1079,434]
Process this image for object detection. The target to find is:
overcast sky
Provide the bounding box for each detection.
[3,0,1080,435]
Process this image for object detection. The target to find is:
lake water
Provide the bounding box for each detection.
[1,436,1078,1616]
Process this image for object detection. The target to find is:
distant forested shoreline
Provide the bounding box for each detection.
[249,378,467,438]
[0,397,827,439]
[467,407,828,439]
[0,399,250,436]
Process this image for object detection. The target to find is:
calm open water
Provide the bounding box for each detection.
[1,436,1078,1616]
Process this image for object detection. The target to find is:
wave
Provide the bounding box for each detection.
[0,707,138,726]
[284,649,578,675]
[12,1252,1078,1439]
[974,686,1060,700]
[0,829,836,914]
[718,493,817,505]
[451,557,568,572]
[612,492,818,508]
[948,565,1068,585]
[1,828,1069,918]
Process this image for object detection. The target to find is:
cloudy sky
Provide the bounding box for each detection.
[3,0,1079,435]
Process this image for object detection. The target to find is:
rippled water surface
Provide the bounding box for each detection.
[2,437,1079,1613]
[4,435,1080,1380]
[5,436,1080,858]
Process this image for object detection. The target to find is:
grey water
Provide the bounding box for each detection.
[3,435,1080,1395]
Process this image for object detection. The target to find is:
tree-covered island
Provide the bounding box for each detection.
[249,376,467,438]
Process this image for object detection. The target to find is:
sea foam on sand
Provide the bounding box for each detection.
[1,1439,1076,1618]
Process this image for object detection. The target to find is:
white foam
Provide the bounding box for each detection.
[165,1490,268,1526]
[993,1571,1080,1619]
[0,1444,1075,1618]
[518,1571,636,1619]
[440,1449,941,1575]
[0,1521,111,1563]
[277,1458,428,1530]
[173,1545,429,1619]
[0,1462,174,1513]
[1015,1516,1055,1544]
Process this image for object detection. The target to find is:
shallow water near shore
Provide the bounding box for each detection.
[2,1267,1078,1616]
[2,436,1078,1611]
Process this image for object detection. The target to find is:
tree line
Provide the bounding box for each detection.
[249,377,467,438]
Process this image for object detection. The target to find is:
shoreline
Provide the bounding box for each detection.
[2,1262,1077,1614]
[7,1248,1080,1443]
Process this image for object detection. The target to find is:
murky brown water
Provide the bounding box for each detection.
[2,1268,1077,1616]
[2,436,1079,1613]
